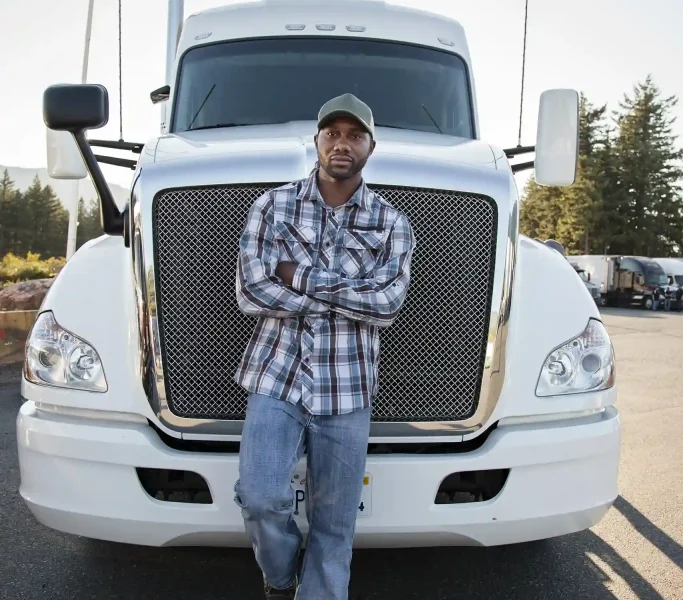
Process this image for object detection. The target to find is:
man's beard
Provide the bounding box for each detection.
[319,152,370,181]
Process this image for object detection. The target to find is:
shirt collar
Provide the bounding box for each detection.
[297,165,373,212]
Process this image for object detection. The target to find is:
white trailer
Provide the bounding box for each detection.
[17,0,620,548]
[652,257,683,309]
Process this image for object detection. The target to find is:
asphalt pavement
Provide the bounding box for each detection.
[1,308,681,600]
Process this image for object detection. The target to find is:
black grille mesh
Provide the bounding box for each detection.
[153,184,497,422]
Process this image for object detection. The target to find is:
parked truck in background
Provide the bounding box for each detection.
[17,0,621,549]
[569,261,601,305]
[572,254,668,309]
[653,257,683,310]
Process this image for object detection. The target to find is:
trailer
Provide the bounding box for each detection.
[652,257,683,310]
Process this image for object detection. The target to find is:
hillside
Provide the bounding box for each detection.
[1,165,129,210]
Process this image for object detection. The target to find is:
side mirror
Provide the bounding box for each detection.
[46,128,87,180]
[44,83,108,180]
[544,239,565,256]
[587,273,591,282]
[534,89,579,187]
[151,85,171,104]
[43,83,125,238]
[43,83,109,132]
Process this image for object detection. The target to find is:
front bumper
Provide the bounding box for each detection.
[16,401,621,548]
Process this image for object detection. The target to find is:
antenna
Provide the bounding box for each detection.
[517,0,529,148]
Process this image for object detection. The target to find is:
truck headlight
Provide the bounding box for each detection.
[24,311,107,392]
[536,319,615,397]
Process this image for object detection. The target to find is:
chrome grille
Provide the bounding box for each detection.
[153,184,497,422]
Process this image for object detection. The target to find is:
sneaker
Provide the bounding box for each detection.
[264,576,298,599]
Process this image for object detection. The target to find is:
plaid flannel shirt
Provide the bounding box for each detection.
[234,167,415,415]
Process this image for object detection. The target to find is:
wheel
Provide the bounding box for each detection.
[643,297,653,310]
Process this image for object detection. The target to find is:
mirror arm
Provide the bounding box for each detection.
[504,145,535,158]
[73,131,124,236]
[89,139,144,154]
[511,160,535,173]
[94,154,138,170]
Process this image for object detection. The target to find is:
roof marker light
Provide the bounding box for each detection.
[286,24,306,30]
[346,25,366,32]
[316,24,336,31]
[438,37,455,47]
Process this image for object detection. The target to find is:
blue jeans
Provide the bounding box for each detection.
[234,393,371,600]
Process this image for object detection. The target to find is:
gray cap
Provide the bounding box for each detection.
[317,93,375,139]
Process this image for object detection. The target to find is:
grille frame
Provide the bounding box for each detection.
[147,181,499,428]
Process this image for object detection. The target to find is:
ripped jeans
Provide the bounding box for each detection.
[234,393,371,600]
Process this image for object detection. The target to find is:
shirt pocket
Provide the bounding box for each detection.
[338,227,388,278]
[273,221,319,266]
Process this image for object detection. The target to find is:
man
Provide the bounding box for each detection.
[233,93,415,599]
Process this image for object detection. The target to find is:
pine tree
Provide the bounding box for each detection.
[20,176,70,259]
[611,75,683,256]
[77,197,103,249]
[519,176,563,240]
[0,169,17,255]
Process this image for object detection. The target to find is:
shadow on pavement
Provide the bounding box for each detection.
[613,496,682,571]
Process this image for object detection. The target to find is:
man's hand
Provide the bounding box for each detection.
[276,262,298,286]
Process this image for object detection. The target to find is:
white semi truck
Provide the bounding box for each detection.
[17,0,621,548]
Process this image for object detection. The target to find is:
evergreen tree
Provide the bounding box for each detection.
[0,169,17,255]
[21,175,70,259]
[76,197,103,249]
[611,75,683,256]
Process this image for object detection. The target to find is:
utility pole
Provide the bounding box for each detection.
[66,0,95,260]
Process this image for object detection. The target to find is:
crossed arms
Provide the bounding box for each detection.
[236,192,414,327]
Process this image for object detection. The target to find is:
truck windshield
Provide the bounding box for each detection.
[172,38,474,137]
[676,275,683,286]
[643,264,667,286]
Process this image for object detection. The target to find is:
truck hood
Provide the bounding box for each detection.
[152,122,497,171]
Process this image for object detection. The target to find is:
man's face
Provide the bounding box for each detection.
[315,116,375,181]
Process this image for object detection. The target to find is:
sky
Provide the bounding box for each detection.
[1,0,682,197]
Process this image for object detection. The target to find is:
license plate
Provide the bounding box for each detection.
[291,468,372,520]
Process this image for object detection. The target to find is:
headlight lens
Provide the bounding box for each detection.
[24,311,107,392]
[536,319,615,397]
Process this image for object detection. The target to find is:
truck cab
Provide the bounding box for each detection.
[17,0,620,548]
[569,261,601,305]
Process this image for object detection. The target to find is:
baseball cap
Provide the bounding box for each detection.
[317,93,375,139]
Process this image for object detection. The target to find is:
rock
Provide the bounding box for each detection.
[0,278,55,311]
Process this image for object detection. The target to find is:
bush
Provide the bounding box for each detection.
[0,252,66,284]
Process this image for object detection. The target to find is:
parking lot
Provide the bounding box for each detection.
[1,308,681,600]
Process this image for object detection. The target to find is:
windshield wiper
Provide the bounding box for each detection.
[185,120,294,132]
[186,122,255,132]
[374,123,410,130]
[187,84,216,129]
[421,103,443,134]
